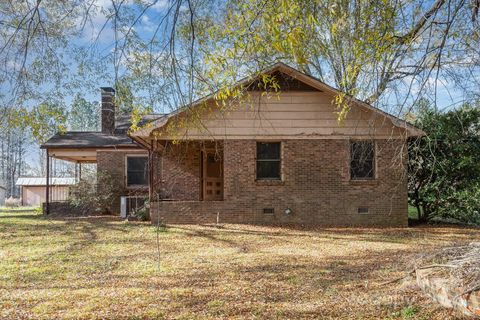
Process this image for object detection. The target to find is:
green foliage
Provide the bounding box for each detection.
[408,100,480,224]
[68,172,123,215]
[68,94,100,131]
[114,78,154,134]
[388,305,421,320]
[8,102,67,144]
[115,80,136,114]
[131,202,149,221]
[400,306,419,318]
[1,0,477,141]
[29,103,67,142]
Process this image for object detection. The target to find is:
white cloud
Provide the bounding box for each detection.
[150,0,169,12]
[76,0,172,45]
[140,14,155,32]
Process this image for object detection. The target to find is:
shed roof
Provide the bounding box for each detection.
[41,114,164,149]
[41,132,138,149]
[16,177,76,186]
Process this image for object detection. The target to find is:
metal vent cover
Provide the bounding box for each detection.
[358,207,369,214]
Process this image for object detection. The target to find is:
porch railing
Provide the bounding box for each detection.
[120,195,147,218]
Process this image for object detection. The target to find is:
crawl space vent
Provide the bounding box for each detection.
[358,207,369,214]
[263,208,275,214]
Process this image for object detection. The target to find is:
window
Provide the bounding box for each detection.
[350,141,375,179]
[126,156,149,186]
[256,142,281,180]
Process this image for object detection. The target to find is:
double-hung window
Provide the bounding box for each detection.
[126,155,149,186]
[256,142,281,180]
[350,141,375,180]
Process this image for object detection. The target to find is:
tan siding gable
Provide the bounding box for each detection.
[156,91,407,140]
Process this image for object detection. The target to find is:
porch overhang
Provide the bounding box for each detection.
[47,148,97,163]
[41,131,148,162]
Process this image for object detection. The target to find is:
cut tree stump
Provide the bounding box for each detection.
[416,268,480,318]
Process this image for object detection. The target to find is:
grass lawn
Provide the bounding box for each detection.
[1,210,479,319]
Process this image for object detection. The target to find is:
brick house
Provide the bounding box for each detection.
[42,63,424,226]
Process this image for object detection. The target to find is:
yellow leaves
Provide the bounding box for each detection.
[343,64,360,88]
[127,107,146,134]
[7,103,67,143]
[307,13,318,26]
[333,92,351,123]
[201,0,316,81]
[329,2,339,15]
[331,22,338,36]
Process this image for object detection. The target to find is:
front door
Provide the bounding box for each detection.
[202,151,223,200]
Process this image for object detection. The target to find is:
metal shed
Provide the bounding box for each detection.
[16,177,76,207]
[0,183,5,206]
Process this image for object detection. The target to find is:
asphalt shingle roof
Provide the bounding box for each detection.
[41,132,137,149]
[41,114,165,149]
[114,114,165,134]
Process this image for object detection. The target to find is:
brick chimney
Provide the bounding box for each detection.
[101,87,115,134]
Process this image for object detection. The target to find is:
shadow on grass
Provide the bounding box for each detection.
[8,242,422,318]
[4,216,479,318]
[169,223,480,250]
[173,226,253,251]
[0,213,42,219]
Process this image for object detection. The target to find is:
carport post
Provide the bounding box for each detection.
[74,162,78,183]
[45,149,50,215]
[148,148,153,201]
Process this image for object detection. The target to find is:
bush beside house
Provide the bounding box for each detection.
[408,101,480,224]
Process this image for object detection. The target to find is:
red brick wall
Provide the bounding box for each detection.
[153,142,202,201]
[151,139,408,227]
[97,150,148,213]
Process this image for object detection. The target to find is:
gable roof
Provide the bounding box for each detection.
[131,62,425,138]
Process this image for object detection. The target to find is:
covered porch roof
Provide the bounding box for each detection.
[46,149,98,163]
[41,131,143,163]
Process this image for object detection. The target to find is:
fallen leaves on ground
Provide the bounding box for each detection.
[0,211,478,319]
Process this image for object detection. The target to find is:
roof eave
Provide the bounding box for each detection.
[41,144,141,150]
